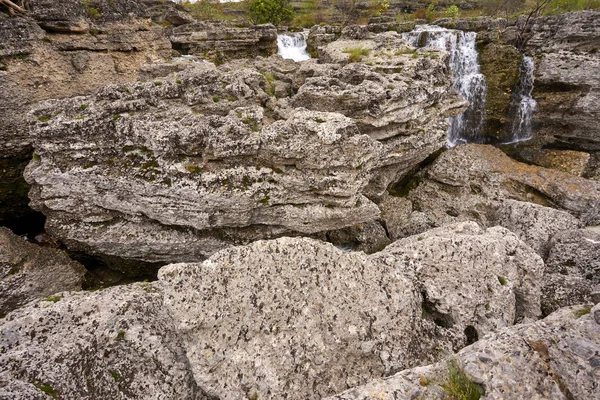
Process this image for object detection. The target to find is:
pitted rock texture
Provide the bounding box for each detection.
[0,227,86,316]
[0,283,207,400]
[0,229,545,399]
[495,199,583,258]
[326,305,600,400]
[25,34,465,266]
[398,144,600,239]
[381,222,543,331]
[546,229,600,284]
[158,228,539,399]
[541,274,595,316]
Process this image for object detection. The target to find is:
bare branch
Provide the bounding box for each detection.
[0,0,27,13]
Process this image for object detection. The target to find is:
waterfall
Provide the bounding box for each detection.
[403,25,488,147]
[507,55,536,143]
[277,32,311,62]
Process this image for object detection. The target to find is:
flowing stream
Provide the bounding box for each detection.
[277,32,311,62]
[507,55,537,143]
[403,25,488,147]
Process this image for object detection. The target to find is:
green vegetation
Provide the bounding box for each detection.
[38,115,52,123]
[183,0,227,21]
[497,276,507,286]
[445,4,460,18]
[342,46,371,63]
[247,0,294,25]
[441,360,485,400]
[109,370,121,382]
[42,295,63,303]
[116,330,126,341]
[81,0,100,19]
[33,383,58,398]
[573,306,591,318]
[80,104,88,111]
[186,165,203,174]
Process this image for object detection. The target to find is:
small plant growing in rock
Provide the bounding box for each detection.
[38,115,52,123]
[315,117,325,123]
[33,382,58,398]
[42,295,63,303]
[343,47,371,63]
[109,370,121,382]
[497,276,507,286]
[81,0,101,19]
[441,360,484,400]
[116,330,126,341]
[573,306,591,318]
[213,96,220,103]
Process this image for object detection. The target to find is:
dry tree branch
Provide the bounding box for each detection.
[0,0,27,14]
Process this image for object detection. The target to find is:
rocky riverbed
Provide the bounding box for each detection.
[0,1,599,399]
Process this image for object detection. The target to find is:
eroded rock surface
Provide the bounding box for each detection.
[397,144,600,240]
[0,283,206,400]
[24,32,465,267]
[327,305,600,400]
[0,227,86,316]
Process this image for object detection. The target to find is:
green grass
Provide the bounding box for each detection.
[33,383,58,398]
[116,330,126,341]
[497,276,507,286]
[42,295,63,303]
[343,47,371,63]
[441,360,484,400]
[38,115,52,123]
[573,306,591,318]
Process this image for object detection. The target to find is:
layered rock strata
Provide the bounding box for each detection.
[24,32,465,267]
[0,1,172,220]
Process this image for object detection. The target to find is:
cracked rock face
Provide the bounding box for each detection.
[0,227,86,316]
[24,32,465,268]
[0,226,543,399]
[326,304,600,400]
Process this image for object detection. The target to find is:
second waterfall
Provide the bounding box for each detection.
[403,26,488,147]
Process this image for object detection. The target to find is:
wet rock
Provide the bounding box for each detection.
[525,10,600,152]
[0,283,206,400]
[0,227,86,316]
[326,305,600,400]
[546,229,600,284]
[495,199,583,257]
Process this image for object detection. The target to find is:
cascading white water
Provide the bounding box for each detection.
[277,32,311,62]
[508,55,536,143]
[403,25,487,147]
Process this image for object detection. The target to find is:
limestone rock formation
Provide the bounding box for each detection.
[24,32,465,267]
[0,283,207,400]
[495,199,583,257]
[0,1,172,220]
[169,22,278,62]
[398,144,600,239]
[525,10,600,152]
[326,305,600,400]
[0,227,86,316]
[0,225,544,399]
[546,229,600,284]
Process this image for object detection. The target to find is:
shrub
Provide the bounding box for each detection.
[342,46,371,62]
[425,3,436,22]
[184,0,225,20]
[247,0,295,25]
[445,4,460,18]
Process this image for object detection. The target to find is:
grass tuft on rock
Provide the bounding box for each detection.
[441,360,484,400]
[343,47,370,63]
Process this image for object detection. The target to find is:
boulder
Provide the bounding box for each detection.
[546,228,600,284]
[494,199,583,258]
[0,283,207,400]
[326,305,600,400]
[24,34,465,268]
[541,274,595,316]
[158,224,542,399]
[0,227,86,316]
